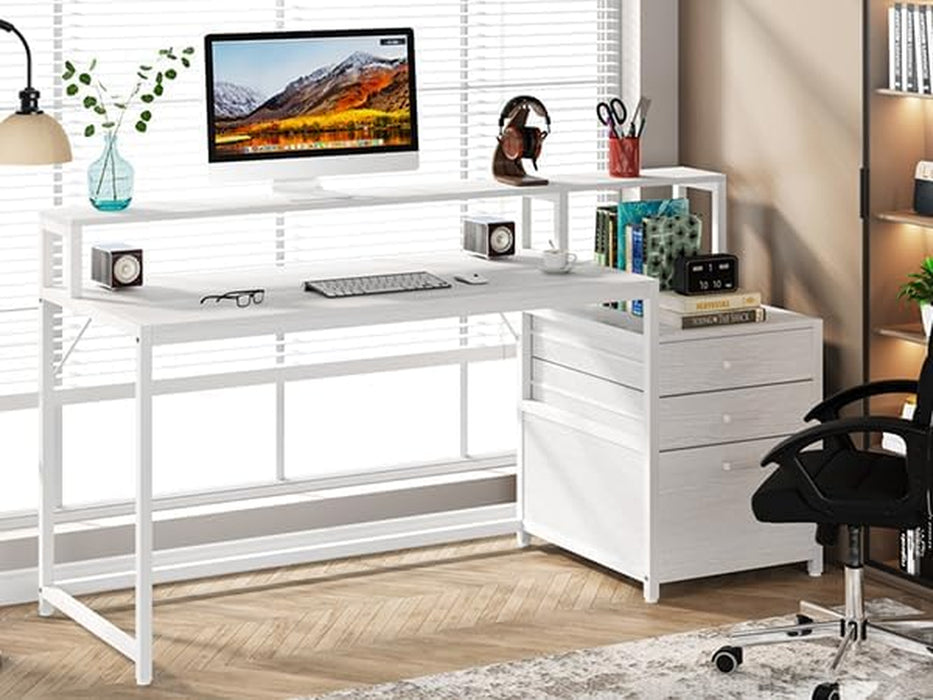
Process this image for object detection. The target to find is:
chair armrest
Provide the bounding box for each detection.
[804,380,917,423]
[760,416,929,515]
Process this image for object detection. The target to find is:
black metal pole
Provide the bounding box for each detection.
[0,19,40,114]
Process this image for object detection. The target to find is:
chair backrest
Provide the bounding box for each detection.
[912,331,933,428]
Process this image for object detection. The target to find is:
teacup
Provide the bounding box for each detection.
[541,249,577,273]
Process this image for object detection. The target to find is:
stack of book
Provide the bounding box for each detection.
[889,3,933,94]
[658,289,766,329]
[593,197,701,315]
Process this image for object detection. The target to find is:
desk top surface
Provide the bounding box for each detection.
[39,168,725,231]
[41,251,655,344]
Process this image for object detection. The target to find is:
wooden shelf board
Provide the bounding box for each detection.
[875,323,927,345]
[876,210,933,228]
[876,88,933,100]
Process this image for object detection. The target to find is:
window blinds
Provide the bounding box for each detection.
[0,0,622,513]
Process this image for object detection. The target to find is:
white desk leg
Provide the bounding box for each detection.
[711,178,727,254]
[554,192,570,251]
[515,313,533,549]
[135,329,154,686]
[67,223,83,299]
[275,332,286,481]
[808,548,824,577]
[641,285,660,604]
[521,196,533,249]
[38,300,59,617]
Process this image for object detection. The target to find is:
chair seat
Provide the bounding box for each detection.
[752,448,912,528]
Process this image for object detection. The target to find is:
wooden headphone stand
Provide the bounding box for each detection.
[492,108,549,187]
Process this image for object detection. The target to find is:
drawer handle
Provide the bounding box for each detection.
[722,360,732,370]
[722,461,757,472]
[722,414,732,424]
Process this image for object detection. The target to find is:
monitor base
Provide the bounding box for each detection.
[272,178,354,201]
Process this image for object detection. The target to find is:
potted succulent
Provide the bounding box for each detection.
[62,46,194,211]
[898,256,933,337]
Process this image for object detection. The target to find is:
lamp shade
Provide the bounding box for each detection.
[0,112,72,165]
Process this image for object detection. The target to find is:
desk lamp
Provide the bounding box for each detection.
[0,19,72,165]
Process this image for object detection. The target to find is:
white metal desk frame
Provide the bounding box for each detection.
[36,169,725,685]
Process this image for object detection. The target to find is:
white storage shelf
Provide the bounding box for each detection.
[519,307,824,602]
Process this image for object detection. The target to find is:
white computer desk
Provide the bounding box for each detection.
[36,249,660,685]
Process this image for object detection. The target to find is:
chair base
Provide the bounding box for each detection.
[711,566,933,699]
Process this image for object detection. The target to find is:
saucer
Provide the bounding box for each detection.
[540,267,574,274]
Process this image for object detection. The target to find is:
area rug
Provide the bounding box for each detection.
[300,599,933,700]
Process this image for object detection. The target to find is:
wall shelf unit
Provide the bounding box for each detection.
[864,0,933,594]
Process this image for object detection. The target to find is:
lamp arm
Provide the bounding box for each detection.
[0,20,32,89]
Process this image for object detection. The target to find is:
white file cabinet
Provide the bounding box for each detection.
[518,306,824,602]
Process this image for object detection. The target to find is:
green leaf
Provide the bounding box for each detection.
[156,72,163,83]
[78,73,91,85]
[140,110,152,122]
[153,84,164,96]
[94,105,106,115]
[102,121,115,129]
[182,47,195,55]
[167,53,177,60]
[135,121,148,133]
[165,69,177,80]
[141,94,154,103]
[62,67,75,80]
[83,96,97,109]
[139,65,152,71]
[66,84,79,96]
[114,102,126,109]
[158,49,169,56]
[64,60,75,73]
[89,58,97,71]
[84,124,95,137]
[137,72,148,80]
[181,57,190,68]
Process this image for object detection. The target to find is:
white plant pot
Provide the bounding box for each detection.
[922,303,933,338]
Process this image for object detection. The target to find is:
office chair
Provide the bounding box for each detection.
[711,336,933,700]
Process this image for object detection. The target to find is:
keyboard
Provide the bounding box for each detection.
[303,270,452,298]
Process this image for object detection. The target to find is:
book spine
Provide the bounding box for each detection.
[631,223,644,316]
[895,4,904,90]
[661,292,762,313]
[926,5,933,93]
[918,4,929,92]
[676,307,766,330]
[893,6,902,89]
[908,4,917,92]
[606,208,617,270]
[594,208,605,265]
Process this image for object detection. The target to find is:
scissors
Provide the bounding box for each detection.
[597,97,627,139]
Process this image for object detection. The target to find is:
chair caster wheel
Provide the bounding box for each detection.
[788,613,814,637]
[812,682,840,700]
[712,645,743,674]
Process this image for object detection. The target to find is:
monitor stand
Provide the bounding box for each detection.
[272,177,354,201]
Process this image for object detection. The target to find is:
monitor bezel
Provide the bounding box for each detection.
[204,27,419,165]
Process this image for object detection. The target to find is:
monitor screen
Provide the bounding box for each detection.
[205,29,418,164]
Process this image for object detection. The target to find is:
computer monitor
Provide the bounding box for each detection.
[204,28,419,194]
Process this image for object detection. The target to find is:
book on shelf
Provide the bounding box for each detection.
[892,5,903,91]
[659,306,766,330]
[889,2,933,93]
[659,289,762,313]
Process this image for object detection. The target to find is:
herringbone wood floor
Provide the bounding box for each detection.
[0,537,929,699]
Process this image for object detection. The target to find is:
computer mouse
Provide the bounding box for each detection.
[454,273,489,285]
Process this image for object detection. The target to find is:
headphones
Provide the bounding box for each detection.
[497,95,551,170]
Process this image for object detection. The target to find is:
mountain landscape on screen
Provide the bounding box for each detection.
[212,50,412,155]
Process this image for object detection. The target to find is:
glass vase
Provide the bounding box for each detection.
[87,133,134,211]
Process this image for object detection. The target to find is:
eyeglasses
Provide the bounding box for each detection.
[199,288,265,308]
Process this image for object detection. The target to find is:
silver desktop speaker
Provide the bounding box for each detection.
[91,243,143,289]
[461,216,516,259]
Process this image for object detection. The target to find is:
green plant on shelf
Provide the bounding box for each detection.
[62,46,195,201]
[897,257,933,305]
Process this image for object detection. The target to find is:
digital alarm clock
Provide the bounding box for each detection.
[672,254,739,295]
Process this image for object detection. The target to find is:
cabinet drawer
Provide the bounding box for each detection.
[659,381,813,450]
[656,439,815,580]
[659,328,816,396]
